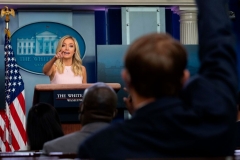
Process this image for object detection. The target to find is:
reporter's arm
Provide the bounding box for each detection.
[197,0,237,91]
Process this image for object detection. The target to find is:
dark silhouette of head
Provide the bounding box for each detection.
[123,33,188,98]
[26,102,64,150]
[79,82,118,126]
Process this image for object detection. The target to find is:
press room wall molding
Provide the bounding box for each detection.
[0,0,195,5]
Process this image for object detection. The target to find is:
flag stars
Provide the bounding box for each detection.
[5,36,25,111]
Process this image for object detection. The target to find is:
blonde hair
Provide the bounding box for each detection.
[55,35,83,76]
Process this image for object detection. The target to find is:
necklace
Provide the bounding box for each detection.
[65,66,71,73]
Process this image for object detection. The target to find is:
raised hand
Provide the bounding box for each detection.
[55,50,64,59]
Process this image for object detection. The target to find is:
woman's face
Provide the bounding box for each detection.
[61,38,75,59]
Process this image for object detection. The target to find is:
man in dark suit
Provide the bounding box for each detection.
[78,0,238,158]
[42,82,117,154]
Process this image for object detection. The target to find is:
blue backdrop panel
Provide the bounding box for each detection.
[95,11,107,45]
[18,11,72,28]
[97,45,199,108]
[171,12,180,41]
[185,45,199,76]
[73,11,96,83]
[165,8,180,41]
[97,45,128,108]
[107,9,122,44]
[165,9,173,36]
[82,55,96,82]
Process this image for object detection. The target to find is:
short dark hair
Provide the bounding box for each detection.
[80,82,117,126]
[124,33,187,98]
[26,102,64,150]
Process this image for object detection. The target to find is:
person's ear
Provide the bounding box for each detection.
[181,69,190,85]
[112,109,118,118]
[121,69,131,87]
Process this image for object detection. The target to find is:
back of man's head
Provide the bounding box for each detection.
[124,33,187,98]
[79,82,118,126]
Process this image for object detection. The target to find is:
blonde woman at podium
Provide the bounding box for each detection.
[43,35,87,84]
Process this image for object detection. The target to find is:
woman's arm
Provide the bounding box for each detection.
[43,56,57,76]
[82,66,87,83]
[43,51,63,76]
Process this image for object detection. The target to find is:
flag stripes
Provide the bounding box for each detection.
[0,34,27,151]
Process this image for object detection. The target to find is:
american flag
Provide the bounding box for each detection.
[0,34,27,151]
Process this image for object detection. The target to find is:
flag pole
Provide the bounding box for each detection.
[1,6,15,38]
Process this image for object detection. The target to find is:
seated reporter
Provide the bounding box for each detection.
[42,82,117,154]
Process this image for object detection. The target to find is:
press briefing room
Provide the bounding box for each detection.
[0,0,239,159]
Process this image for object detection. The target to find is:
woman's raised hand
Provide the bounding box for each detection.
[55,50,64,59]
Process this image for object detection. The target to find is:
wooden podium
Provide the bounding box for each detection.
[33,83,121,134]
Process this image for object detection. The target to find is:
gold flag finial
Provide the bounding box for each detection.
[1,6,15,22]
[1,6,15,38]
